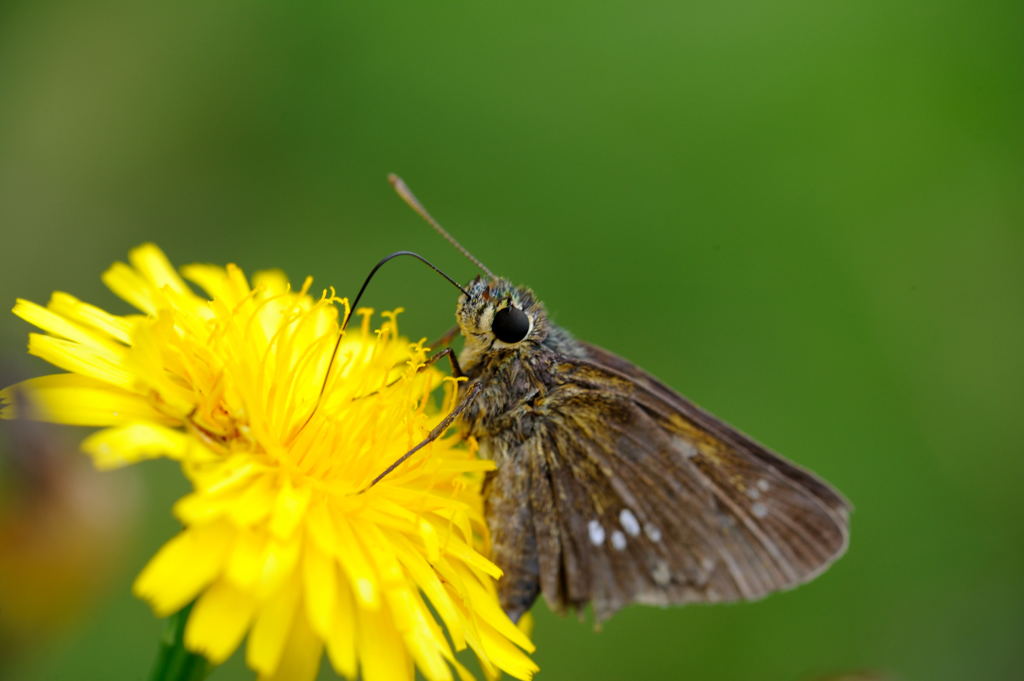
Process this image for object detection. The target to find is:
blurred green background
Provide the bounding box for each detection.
[1,1,1021,680]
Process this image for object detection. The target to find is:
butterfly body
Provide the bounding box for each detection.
[452,276,850,623]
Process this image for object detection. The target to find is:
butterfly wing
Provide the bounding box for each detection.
[482,341,850,621]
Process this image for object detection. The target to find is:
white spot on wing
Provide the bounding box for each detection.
[619,509,641,536]
[746,486,761,500]
[757,479,770,492]
[674,436,699,459]
[588,520,605,546]
[652,560,671,585]
[644,523,662,542]
[610,530,627,551]
[751,502,768,518]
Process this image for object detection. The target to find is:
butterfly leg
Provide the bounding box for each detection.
[361,380,482,490]
[423,346,463,378]
[426,324,460,351]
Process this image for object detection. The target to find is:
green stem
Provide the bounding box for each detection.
[147,602,212,681]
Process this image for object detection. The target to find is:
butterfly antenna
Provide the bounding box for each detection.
[388,173,497,279]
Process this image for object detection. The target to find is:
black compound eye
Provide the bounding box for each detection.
[491,306,531,343]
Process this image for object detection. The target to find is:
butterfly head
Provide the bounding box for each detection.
[456,277,549,368]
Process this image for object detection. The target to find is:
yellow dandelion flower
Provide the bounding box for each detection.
[1,244,537,681]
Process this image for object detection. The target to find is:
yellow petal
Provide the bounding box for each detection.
[174,491,224,525]
[122,320,199,414]
[47,291,133,344]
[134,523,232,616]
[268,479,311,540]
[419,517,442,563]
[472,619,538,681]
[259,599,322,681]
[358,602,413,681]
[129,243,193,297]
[175,464,268,525]
[255,538,301,597]
[82,422,199,469]
[308,504,379,609]
[360,523,405,587]
[392,533,464,650]
[14,298,126,353]
[186,579,256,664]
[301,543,337,639]
[247,578,300,676]
[202,459,264,495]
[324,568,358,679]
[517,612,534,642]
[0,374,170,426]
[182,263,249,305]
[220,530,299,599]
[225,528,266,589]
[443,534,503,581]
[454,563,533,654]
[251,269,291,296]
[225,475,276,527]
[386,587,452,681]
[27,333,133,389]
[102,261,158,315]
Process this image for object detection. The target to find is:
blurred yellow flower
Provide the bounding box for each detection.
[0,245,537,681]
